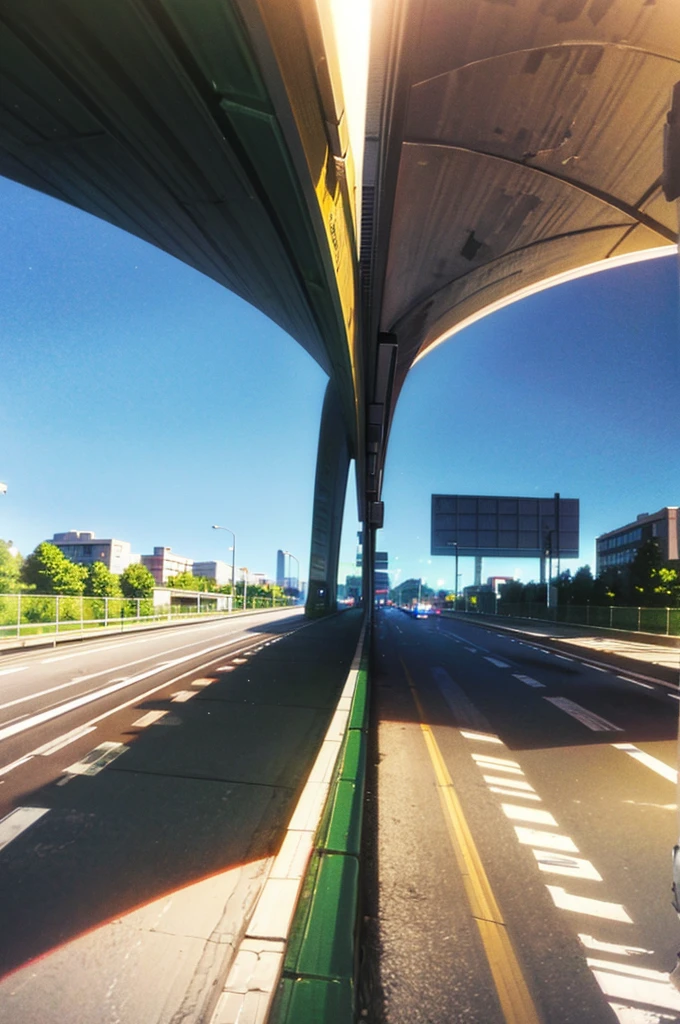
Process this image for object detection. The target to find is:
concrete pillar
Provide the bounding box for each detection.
[305,379,352,617]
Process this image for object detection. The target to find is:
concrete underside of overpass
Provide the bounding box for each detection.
[0,0,678,612]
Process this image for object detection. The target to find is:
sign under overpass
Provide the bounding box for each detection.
[431,494,579,558]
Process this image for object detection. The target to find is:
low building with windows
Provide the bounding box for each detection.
[141,546,193,585]
[50,531,139,573]
[193,560,231,586]
[596,507,679,575]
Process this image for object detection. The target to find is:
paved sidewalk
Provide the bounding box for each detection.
[0,610,362,1024]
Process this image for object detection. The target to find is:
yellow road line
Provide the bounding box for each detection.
[400,657,541,1024]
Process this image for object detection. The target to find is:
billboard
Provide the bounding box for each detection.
[431,494,579,558]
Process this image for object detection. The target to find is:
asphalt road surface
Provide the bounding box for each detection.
[362,608,680,1024]
[0,608,363,1024]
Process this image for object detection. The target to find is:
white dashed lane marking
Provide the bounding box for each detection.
[460,731,503,744]
[0,806,49,851]
[484,657,510,668]
[543,697,623,732]
[513,674,545,688]
[514,827,579,853]
[462,730,680,1020]
[501,804,558,826]
[532,850,602,881]
[546,887,632,923]
[133,710,169,727]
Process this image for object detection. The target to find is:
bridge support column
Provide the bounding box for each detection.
[305,380,352,617]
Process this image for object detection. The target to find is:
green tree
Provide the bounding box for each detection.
[651,567,680,607]
[0,539,22,593]
[570,565,594,605]
[166,571,197,590]
[86,561,121,597]
[120,563,155,598]
[629,539,664,605]
[21,542,88,595]
[498,579,525,605]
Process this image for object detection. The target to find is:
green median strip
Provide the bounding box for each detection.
[268,644,370,1023]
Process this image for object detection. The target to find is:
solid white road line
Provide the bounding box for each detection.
[543,697,624,732]
[612,743,678,784]
[0,754,34,777]
[0,635,259,744]
[0,806,49,851]
[616,675,654,689]
[0,666,27,677]
[31,725,97,756]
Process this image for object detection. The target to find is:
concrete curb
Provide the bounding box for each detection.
[208,617,369,1024]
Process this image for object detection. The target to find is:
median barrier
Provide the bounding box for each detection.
[268,638,370,1023]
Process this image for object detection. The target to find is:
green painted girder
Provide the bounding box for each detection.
[0,0,359,439]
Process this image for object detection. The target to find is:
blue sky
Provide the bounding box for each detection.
[0,175,678,591]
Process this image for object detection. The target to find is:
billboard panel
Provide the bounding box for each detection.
[431,494,579,558]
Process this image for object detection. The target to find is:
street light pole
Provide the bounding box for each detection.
[284,551,300,595]
[212,525,236,607]
[239,567,248,610]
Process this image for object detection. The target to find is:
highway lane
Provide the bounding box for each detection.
[0,608,362,1022]
[0,609,305,818]
[363,608,680,1024]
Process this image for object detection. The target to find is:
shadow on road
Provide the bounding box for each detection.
[0,610,362,979]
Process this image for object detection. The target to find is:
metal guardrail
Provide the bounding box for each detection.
[0,593,295,640]
[483,603,680,637]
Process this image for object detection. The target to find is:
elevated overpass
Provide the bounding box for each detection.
[0,0,678,610]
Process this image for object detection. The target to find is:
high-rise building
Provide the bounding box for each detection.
[276,549,286,587]
[50,531,139,573]
[596,507,679,574]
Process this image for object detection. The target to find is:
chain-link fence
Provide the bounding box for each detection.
[0,593,295,640]
[496,603,680,636]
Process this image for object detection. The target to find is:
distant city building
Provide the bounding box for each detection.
[276,549,286,587]
[345,575,362,603]
[141,546,193,585]
[51,531,139,573]
[487,575,515,594]
[193,560,231,586]
[596,508,679,575]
